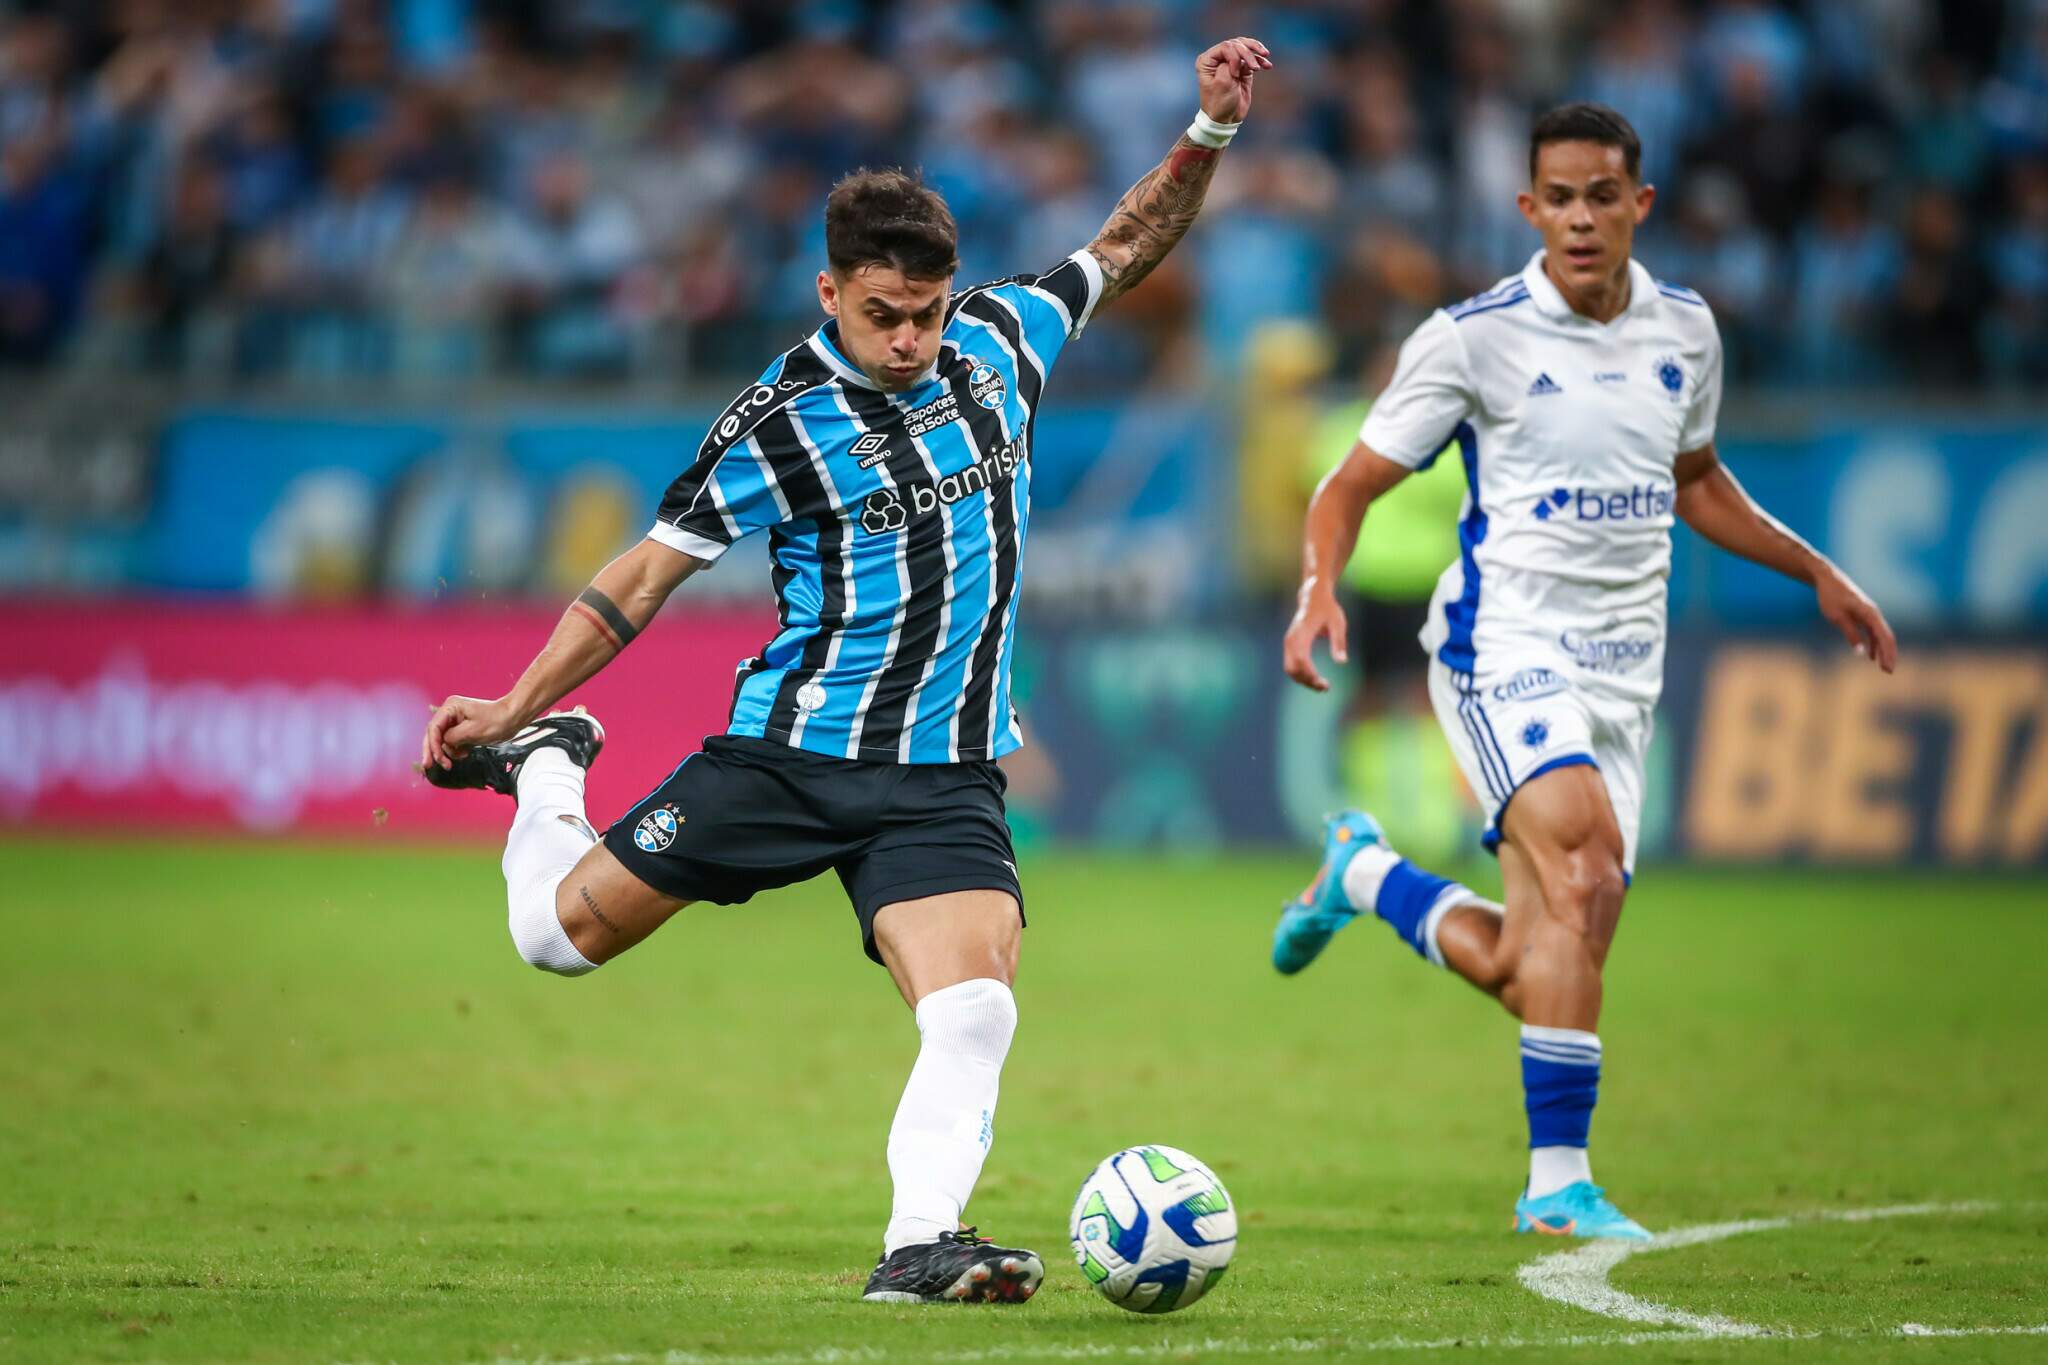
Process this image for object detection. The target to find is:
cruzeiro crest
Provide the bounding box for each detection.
[967,359,1006,410]
[634,805,681,852]
[1654,355,1685,401]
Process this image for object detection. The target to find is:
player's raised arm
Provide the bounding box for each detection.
[1673,445,1897,672]
[1083,36,1270,308]
[420,539,703,770]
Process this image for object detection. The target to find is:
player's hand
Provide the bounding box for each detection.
[421,694,523,770]
[1196,36,1270,124]
[1815,567,1898,673]
[1282,588,1348,692]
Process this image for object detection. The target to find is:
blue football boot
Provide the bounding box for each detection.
[1271,810,1386,975]
[1513,1182,1652,1240]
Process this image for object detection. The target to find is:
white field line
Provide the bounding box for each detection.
[1516,1200,2005,1339]
[1899,1324,2048,1338]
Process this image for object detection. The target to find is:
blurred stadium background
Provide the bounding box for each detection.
[5,5,2048,1360]
[2,0,2045,872]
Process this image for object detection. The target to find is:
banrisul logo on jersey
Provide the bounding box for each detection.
[857,432,1027,535]
[1531,485,1675,522]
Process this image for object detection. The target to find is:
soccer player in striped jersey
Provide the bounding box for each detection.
[419,36,1271,1304]
[1272,105,1897,1240]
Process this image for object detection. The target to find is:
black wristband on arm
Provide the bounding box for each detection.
[575,587,641,649]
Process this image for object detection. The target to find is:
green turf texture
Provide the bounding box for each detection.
[2,836,2043,1362]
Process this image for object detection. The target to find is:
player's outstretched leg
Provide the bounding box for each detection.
[1273,810,1497,976]
[423,707,609,975]
[1499,767,1648,1241]
[862,891,1042,1304]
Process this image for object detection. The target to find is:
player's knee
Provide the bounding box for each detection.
[508,882,598,977]
[1542,842,1626,944]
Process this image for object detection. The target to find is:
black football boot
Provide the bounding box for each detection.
[861,1228,1043,1304]
[421,706,605,799]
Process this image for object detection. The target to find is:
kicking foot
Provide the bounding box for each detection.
[1271,810,1386,975]
[1513,1181,1651,1240]
[421,706,606,799]
[861,1228,1043,1304]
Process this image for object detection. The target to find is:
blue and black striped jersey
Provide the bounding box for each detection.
[648,250,1105,764]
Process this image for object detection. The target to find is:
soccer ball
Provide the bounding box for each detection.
[1069,1144,1237,1313]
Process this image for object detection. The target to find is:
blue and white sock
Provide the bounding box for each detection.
[1521,1025,1600,1198]
[1340,844,1477,966]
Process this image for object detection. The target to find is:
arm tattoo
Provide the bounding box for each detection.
[577,884,620,935]
[1085,135,1221,306]
[572,587,640,650]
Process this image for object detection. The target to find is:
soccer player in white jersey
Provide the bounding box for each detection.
[1271,104,1897,1239]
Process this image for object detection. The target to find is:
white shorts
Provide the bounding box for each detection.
[1426,656,1654,875]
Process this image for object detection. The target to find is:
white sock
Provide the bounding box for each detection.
[501,749,598,976]
[1339,842,1402,910]
[1528,1145,1594,1200]
[882,978,1017,1255]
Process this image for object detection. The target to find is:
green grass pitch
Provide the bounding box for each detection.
[2,836,2043,1362]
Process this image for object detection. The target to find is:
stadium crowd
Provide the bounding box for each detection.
[1,0,2045,390]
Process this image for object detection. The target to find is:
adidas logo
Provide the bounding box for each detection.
[1527,373,1563,396]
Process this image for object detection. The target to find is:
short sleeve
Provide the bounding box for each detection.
[647,372,801,562]
[1679,320,1724,452]
[952,250,1106,371]
[1358,312,1476,468]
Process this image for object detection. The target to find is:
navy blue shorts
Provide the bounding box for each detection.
[603,735,1023,964]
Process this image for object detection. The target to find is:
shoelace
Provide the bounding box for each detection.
[948,1226,994,1246]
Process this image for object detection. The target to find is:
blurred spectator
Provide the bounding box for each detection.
[1197,151,1338,370]
[1577,0,1691,190]
[256,132,408,374]
[1685,57,1817,240]
[498,150,643,375]
[0,126,93,365]
[1986,158,2048,387]
[1696,0,1810,116]
[1982,5,2048,158]
[1056,2,1191,193]
[1335,47,1444,241]
[201,88,310,234]
[1902,57,1992,195]
[1446,20,1531,284]
[1790,173,1899,383]
[1888,188,1989,385]
[385,171,509,378]
[133,159,239,372]
[1654,170,1778,376]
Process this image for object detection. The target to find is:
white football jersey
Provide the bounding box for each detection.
[1361,251,1723,705]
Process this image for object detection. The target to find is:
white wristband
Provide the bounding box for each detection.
[1186,110,1240,149]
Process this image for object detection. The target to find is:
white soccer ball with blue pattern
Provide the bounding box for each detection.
[1069,1144,1236,1313]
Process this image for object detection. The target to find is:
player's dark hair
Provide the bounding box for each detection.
[824,168,960,281]
[1529,103,1642,182]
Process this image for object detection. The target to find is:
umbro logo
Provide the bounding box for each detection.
[1527,373,1563,396]
[850,432,891,468]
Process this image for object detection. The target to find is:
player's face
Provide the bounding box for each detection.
[818,265,951,392]
[1517,141,1655,295]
